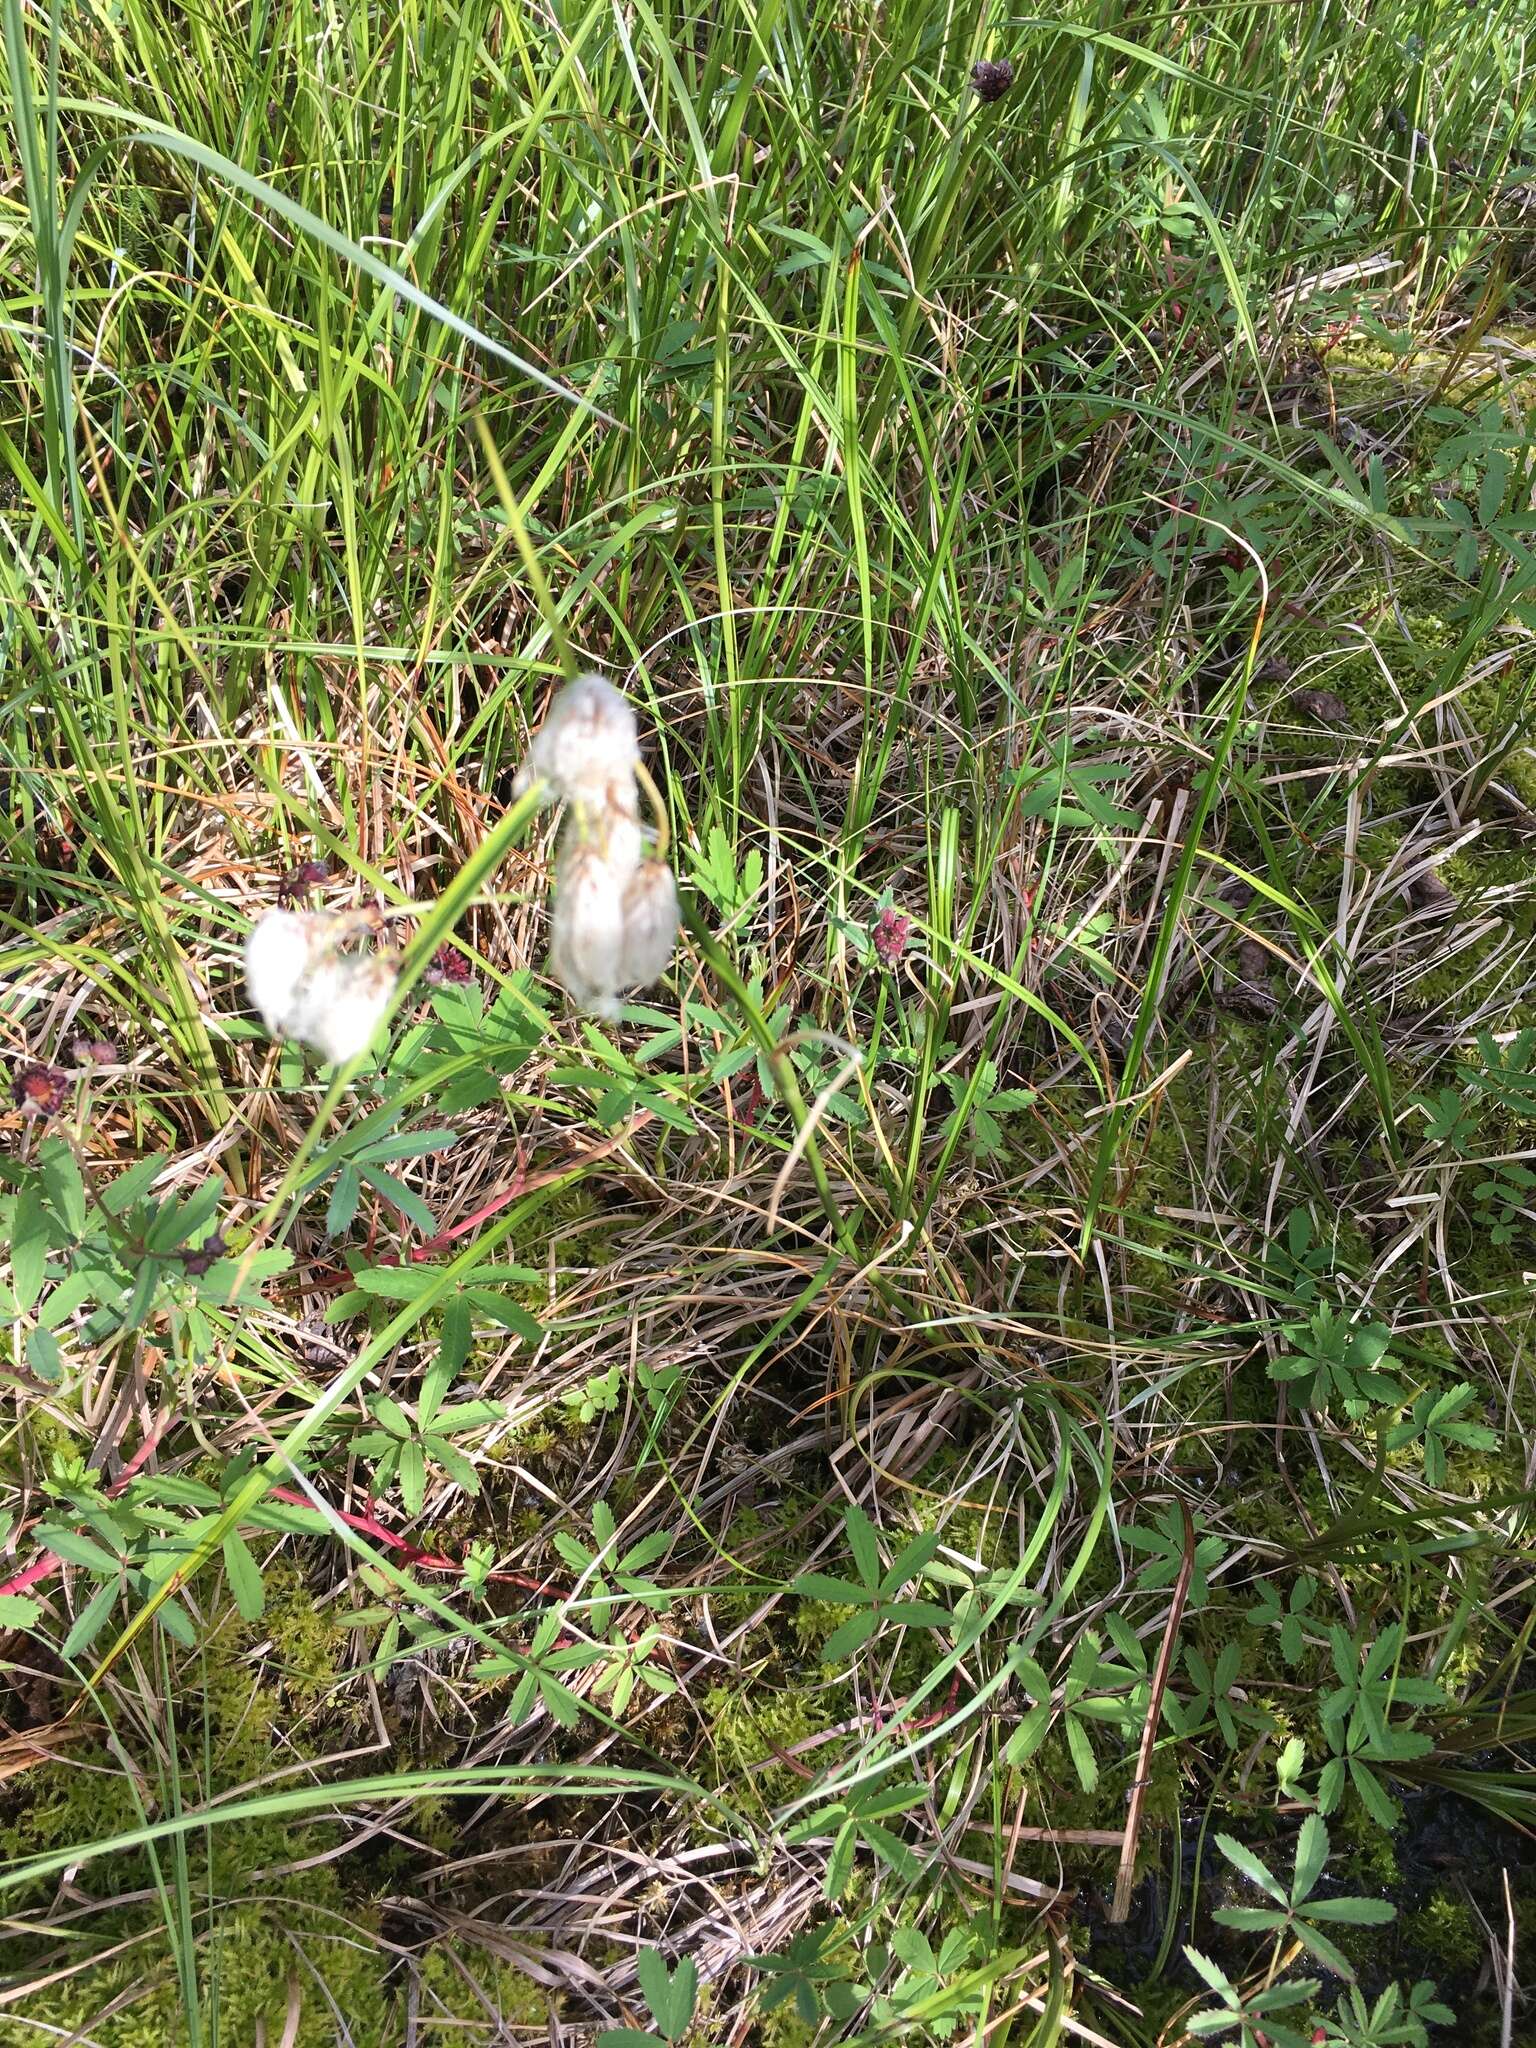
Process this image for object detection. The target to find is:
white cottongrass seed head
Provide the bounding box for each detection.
[548,837,631,1020]
[514,673,640,813]
[245,911,323,1036]
[620,860,680,988]
[287,955,398,1066]
[514,669,681,1016]
[244,910,397,1066]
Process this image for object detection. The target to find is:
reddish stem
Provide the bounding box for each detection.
[0,1413,175,1605]
[268,1486,558,1595]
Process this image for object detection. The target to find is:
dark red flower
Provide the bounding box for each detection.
[179,1232,229,1278]
[872,908,911,966]
[277,858,330,906]
[11,1065,68,1117]
[425,943,473,987]
[971,57,1014,101]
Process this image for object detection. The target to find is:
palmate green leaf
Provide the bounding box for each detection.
[1212,1905,1288,1934]
[37,1268,100,1329]
[882,1526,941,1594]
[859,1818,920,1881]
[844,1504,881,1591]
[429,1440,480,1494]
[636,1947,697,2040]
[438,1296,472,1377]
[796,1573,868,1603]
[1292,1921,1357,1981]
[327,1166,362,1237]
[26,1326,62,1382]
[1318,1757,1347,1814]
[354,1265,442,1302]
[882,1599,951,1629]
[461,1288,542,1344]
[850,1782,928,1822]
[398,1441,426,1516]
[156,1597,198,1648]
[349,1432,400,1460]
[35,1525,120,1575]
[357,1167,436,1234]
[199,1248,294,1308]
[1349,1759,1401,1829]
[98,1154,168,1217]
[1183,1945,1238,2001]
[1064,1712,1099,1793]
[432,1401,504,1433]
[1304,1896,1395,1925]
[1004,1700,1053,1766]
[826,1818,857,1900]
[355,1130,457,1165]
[1256,1979,1327,2010]
[39,1139,86,1236]
[0,1593,41,1627]
[11,1187,48,1311]
[370,1395,413,1440]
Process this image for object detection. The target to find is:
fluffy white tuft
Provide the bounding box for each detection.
[548,837,632,1019]
[244,911,396,1065]
[514,673,640,813]
[244,912,320,1035]
[620,860,680,988]
[287,956,397,1066]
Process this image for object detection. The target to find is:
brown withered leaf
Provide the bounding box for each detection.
[1407,868,1456,915]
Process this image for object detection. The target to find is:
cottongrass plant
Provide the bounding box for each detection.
[244,909,399,1066]
[243,674,678,1062]
[517,673,679,1019]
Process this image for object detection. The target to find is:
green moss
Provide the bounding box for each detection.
[1400,1891,1483,1976]
[0,1906,555,2046]
[702,1675,842,1813]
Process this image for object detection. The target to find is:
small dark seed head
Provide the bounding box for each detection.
[11,1065,68,1117]
[971,58,1014,102]
[277,858,330,907]
[872,907,911,966]
[179,1232,229,1278]
[424,943,473,987]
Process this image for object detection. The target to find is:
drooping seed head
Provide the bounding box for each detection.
[514,673,641,815]
[620,860,680,989]
[288,955,398,1067]
[548,836,631,1019]
[245,910,324,1036]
